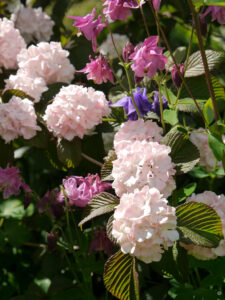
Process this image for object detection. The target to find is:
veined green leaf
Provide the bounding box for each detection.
[208,133,225,161]
[101,150,117,181]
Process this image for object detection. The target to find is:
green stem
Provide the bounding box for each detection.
[140,4,150,36]
[81,152,103,167]
[158,83,166,132]
[109,59,127,91]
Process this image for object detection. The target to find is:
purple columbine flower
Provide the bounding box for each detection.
[201,6,225,25]
[58,174,111,208]
[110,88,152,121]
[151,91,168,117]
[37,189,64,219]
[89,227,114,256]
[171,64,185,89]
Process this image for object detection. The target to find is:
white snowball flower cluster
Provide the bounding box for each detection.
[0,18,26,70]
[11,6,54,43]
[0,96,41,143]
[44,85,111,140]
[100,33,129,59]
[17,42,75,85]
[112,186,179,263]
[180,191,225,260]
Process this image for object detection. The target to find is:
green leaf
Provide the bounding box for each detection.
[57,138,82,169]
[78,192,119,226]
[45,140,67,171]
[101,150,117,181]
[203,0,225,5]
[0,199,34,219]
[1,89,35,103]
[173,183,197,203]
[203,98,214,124]
[163,110,179,126]
[189,166,210,178]
[106,214,118,244]
[104,251,139,300]
[208,133,225,161]
[3,219,31,247]
[176,201,224,247]
[177,98,206,113]
[162,131,200,174]
[185,50,225,77]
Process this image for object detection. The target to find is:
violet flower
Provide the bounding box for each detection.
[110,88,152,120]
[171,64,185,89]
[79,55,114,84]
[89,227,114,256]
[69,8,107,52]
[201,6,225,25]
[58,174,111,207]
[151,91,168,117]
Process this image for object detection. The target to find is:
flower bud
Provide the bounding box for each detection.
[171,64,184,89]
[122,42,134,62]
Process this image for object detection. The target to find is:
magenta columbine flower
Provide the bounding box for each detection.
[79,55,114,84]
[152,0,161,11]
[171,64,185,89]
[89,227,114,255]
[122,42,135,62]
[129,36,168,80]
[201,6,225,24]
[69,8,107,52]
[58,174,111,207]
[0,165,30,199]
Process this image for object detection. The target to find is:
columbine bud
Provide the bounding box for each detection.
[46,232,58,252]
[122,42,134,62]
[171,64,185,89]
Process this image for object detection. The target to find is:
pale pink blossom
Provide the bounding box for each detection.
[112,186,179,263]
[180,191,225,260]
[11,6,54,43]
[129,36,168,79]
[0,96,41,143]
[4,70,48,103]
[112,140,176,198]
[100,33,129,59]
[79,55,114,84]
[17,42,75,84]
[114,119,163,152]
[44,85,111,140]
[202,6,225,24]
[0,17,26,70]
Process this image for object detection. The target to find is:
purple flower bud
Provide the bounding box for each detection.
[122,42,134,62]
[151,91,168,117]
[89,227,114,256]
[153,0,161,11]
[46,232,58,252]
[171,64,184,89]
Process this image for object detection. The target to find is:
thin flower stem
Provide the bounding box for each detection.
[187,0,219,123]
[158,82,166,132]
[81,152,103,167]
[108,59,127,91]
[148,0,208,126]
[140,5,150,36]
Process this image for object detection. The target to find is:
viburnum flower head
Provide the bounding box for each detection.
[5,70,48,103]
[112,186,179,263]
[79,55,114,84]
[0,165,30,199]
[100,33,130,59]
[0,18,26,70]
[112,140,176,197]
[129,36,168,79]
[0,96,41,143]
[69,8,107,52]
[44,85,111,140]
[11,6,54,43]
[180,191,225,260]
[58,174,111,207]
[17,42,75,85]
[202,6,225,24]
[113,119,163,153]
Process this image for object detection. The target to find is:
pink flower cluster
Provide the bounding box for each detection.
[0,96,41,143]
[112,186,179,263]
[181,191,225,260]
[11,6,54,43]
[129,36,168,79]
[0,165,30,199]
[0,17,26,70]
[58,174,111,207]
[202,6,225,24]
[44,85,111,140]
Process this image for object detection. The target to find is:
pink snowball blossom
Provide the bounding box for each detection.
[44,85,111,140]
[0,96,41,143]
[202,6,225,24]
[180,191,225,260]
[17,42,75,85]
[112,140,176,198]
[58,174,111,207]
[4,70,48,103]
[69,8,107,52]
[114,119,163,153]
[0,17,26,70]
[11,6,54,43]
[112,186,179,263]
[0,165,30,199]
[129,36,168,79]
[79,55,114,84]
[152,0,161,10]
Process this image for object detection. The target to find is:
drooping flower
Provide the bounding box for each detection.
[112,140,176,198]
[11,5,54,43]
[0,96,41,143]
[37,190,64,219]
[129,36,168,79]
[171,64,185,89]
[17,42,75,85]
[100,33,129,59]
[79,55,114,84]
[201,6,225,25]
[58,174,111,207]
[89,227,114,255]
[151,91,168,117]
[113,119,163,152]
[152,0,161,11]
[122,42,135,62]
[110,88,152,120]
[0,165,30,199]
[0,17,26,70]
[69,8,107,52]
[112,186,179,263]
[180,191,225,260]
[44,85,111,140]
[46,232,58,252]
